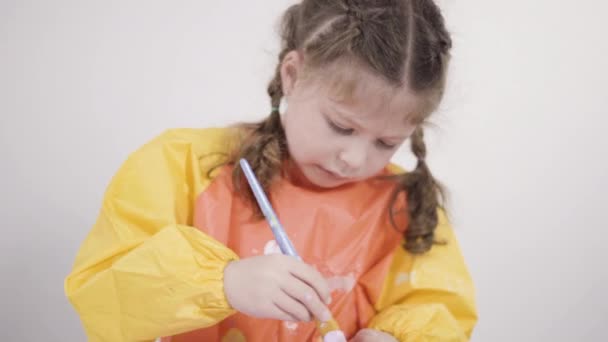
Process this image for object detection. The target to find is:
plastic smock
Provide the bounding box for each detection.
[65,128,477,341]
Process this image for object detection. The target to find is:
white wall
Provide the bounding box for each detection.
[1,0,606,341]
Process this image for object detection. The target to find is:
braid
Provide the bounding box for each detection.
[384,0,451,254]
[389,127,444,254]
[230,6,301,211]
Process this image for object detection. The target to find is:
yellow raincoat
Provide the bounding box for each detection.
[65,128,477,341]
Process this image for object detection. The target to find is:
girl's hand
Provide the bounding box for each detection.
[223,254,332,322]
[349,329,398,342]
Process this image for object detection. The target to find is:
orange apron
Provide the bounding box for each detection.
[164,165,406,342]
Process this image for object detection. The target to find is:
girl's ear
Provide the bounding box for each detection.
[280,50,303,98]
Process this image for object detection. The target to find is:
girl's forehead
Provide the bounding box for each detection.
[313,65,425,125]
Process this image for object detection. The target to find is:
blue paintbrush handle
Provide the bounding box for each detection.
[239,159,344,340]
[239,158,300,258]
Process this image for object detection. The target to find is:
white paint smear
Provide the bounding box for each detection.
[284,321,298,333]
[326,273,356,293]
[263,240,282,255]
[395,272,410,285]
[323,330,347,342]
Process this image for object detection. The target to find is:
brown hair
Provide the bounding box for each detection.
[230,0,452,254]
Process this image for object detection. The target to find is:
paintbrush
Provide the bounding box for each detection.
[239,158,346,342]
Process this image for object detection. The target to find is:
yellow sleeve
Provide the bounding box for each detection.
[65,128,240,341]
[369,210,478,342]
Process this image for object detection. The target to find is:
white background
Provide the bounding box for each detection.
[1,0,607,340]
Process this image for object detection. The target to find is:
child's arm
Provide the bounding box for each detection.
[64,129,239,341]
[368,209,478,341]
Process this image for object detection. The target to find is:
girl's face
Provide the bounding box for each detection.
[280,51,424,189]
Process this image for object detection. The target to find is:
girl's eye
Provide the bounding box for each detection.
[376,140,397,150]
[328,120,354,135]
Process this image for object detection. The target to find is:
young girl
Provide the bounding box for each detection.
[65,0,478,341]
